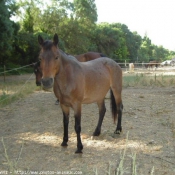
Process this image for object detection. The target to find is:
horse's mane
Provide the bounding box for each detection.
[59,49,68,56]
[59,49,77,61]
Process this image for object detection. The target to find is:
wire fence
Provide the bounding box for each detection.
[0,61,174,75]
[0,61,175,81]
[0,63,37,75]
[0,63,37,104]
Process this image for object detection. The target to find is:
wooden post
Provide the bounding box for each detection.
[155,74,156,82]
[4,65,6,82]
[125,60,127,72]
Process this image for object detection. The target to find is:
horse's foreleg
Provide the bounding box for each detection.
[74,104,83,153]
[60,105,69,147]
[74,116,83,153]
[93,100,106,136]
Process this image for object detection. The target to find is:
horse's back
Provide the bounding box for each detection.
[79,57,122,103]
[75,52,105,62]
[82,57,121,77]
[85,57,121,75]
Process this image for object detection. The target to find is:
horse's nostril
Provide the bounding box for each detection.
[41,78,54,89]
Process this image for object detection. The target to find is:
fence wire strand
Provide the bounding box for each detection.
[0,63,37,75]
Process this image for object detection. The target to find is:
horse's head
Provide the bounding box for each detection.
[38,34,60,90]
[33,62,42,86]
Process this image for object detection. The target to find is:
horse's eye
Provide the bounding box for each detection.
[56,56,59,59]
[39,57,42,61]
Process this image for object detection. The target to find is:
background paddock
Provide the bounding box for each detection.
[0,65,175,174]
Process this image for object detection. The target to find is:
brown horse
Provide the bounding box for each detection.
[75,52,106,62]
[38,34,123,153]
[33,52,105,86]
[33,62,42,86]
[145,60,159,69]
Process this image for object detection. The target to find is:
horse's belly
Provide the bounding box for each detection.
[82,84,109,104]
[82,70,110,103]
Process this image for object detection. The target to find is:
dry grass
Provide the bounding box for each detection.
[1,137,24,175]
[1,73,175,174]
[93,133,155,175]
[123,74,175,88]
[0,79,39,107]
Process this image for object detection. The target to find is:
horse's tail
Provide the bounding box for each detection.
[110,89,117,123]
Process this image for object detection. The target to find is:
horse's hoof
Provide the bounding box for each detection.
[75,150,83,154]
[61,142,68,147]
[114,130,121,134]
[75,145,83,153]
[114,127,122,134]
[93,131,100,136]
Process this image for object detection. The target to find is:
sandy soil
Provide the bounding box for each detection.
[0,84,175,174]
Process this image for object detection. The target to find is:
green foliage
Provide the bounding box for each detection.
[73,0,97,24]
[114,23,142,62]
[92,23,128,61]
[0,0,17,65]
[12,32,40,65]
[1,0,175,69]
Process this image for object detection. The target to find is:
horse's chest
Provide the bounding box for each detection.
[56,81,79,106]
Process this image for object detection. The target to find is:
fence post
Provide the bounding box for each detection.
[125,60,127,72]
[4,65,6,82]
[155,74,156,82]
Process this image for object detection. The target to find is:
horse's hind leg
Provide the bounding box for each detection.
[93,99,106,136]
[110,88,123,134]
[114,103,123,134]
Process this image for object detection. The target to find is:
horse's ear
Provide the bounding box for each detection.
[53,33,59,46]
[38,35,44,46]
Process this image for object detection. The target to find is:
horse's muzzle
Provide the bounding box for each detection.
[41,78,54,90]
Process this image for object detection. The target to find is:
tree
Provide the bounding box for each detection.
[6,0,174,67]
[112,23,142,62]
[73,0,97,25]
[38,0,69,34]
[16,0,42,33]
[0,0,17,65]
[152,45,169,62]
[93,23,128,62]
[138,35,153,62]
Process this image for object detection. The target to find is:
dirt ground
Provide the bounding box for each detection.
[0,72,175,174]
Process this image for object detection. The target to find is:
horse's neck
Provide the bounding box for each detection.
[60,52,79,66]
[55,52,82,92]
